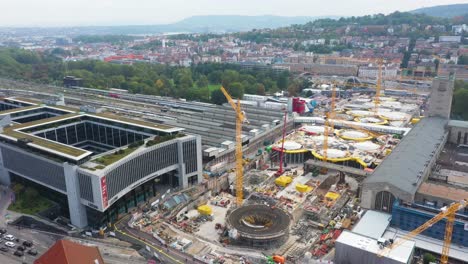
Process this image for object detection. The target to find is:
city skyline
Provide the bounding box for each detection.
[1,0,466,27]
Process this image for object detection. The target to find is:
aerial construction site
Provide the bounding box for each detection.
[0,70,466,264]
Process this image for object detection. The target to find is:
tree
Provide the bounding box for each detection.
[227,82,244,99]
[287,82,299,97]
[458,55,468,65]
[211,89,227,105]
[221,70,240,88]
[277,72,289,90]
[423,253,436,264]
[196,75,209,88]
[256,83,266,95]
[452,87,468,120]
[208,70,223,84]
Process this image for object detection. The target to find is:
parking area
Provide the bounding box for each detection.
[0,226,61,264]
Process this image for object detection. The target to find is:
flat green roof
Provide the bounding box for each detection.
[94,112,180,132]
[1,113,88,158]
[0,101,182,160]
[0,105,42,115]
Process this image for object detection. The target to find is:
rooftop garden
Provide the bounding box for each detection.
[93,142,143,166]
[145,133,185,147]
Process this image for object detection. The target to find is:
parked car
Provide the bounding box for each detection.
[14,250,23,257]
[4,242,15,248]
[27,249,37,256]
[17,245,25,251]
[3,234,15,241]
[0,229,7,234]
[0,247,8,252]
[22,241,33,247]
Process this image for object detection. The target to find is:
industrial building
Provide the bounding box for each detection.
[357,74,468,260]
[0,97,202,228]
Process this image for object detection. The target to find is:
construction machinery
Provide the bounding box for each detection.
[220,86,248,206]
[378,199,467,264]
[262,253,285,264]
[274,109,288,177]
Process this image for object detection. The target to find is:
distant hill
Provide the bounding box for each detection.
[166,15,329,32]
[410,3,468,18]
[0,15,332,36]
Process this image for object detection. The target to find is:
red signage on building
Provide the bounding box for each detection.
[101,177,108,208]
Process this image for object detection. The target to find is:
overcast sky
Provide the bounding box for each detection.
[2,0,468,27]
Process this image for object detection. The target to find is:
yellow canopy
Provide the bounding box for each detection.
[197,205,212,215]
[275,176,292,187]
[325,192,340,200]
[296,184,313,193]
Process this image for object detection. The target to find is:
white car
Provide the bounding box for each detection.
[4,241,15,248]
[3,234,15,241]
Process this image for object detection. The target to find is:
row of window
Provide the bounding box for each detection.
[1,146,66,192]
[392,213,467,246]
[36,122,149,150]
[183,140,198,174]
[456,131,468,145]
[106,143,179,198]
[77,172,94,203]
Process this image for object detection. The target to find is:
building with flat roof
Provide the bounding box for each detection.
[0,97,202,228]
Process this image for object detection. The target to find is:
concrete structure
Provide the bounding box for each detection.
[448,120,468,145]
[335,210,415,264]
[426,75,455,119]
[277,63,359,76]
[335,230,415,264]
[361,117,448,212]
[0,98,202,228]
[358,66,398,79]
[226,204,291,248]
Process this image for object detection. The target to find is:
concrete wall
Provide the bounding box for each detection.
[427,76,454,119]
[448,125,468,145]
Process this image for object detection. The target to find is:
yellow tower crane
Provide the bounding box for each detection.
[374,59,383,114]
[378,199,467,264]
[323,82,337,161]
[220,86,248,206]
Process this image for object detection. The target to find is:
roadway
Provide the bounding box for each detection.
[114,215,206,264]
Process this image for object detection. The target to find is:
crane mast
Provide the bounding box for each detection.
[323,83,336,161]
[378,199,467,264]
[220,86,246,206]
[275,109,288,177]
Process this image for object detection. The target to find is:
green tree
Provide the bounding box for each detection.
[221,70,240,88]
[257,83,266,95]
[277,72,289,90]
[458,55,468,65]
[227,82,244,99]
[211,89,227,105]
[423,253,436,264]
[196,75,209,88]
[208,70,223,84]
[452,87,468,120]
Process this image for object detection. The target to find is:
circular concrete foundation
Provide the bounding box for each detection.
[226,204,290,247]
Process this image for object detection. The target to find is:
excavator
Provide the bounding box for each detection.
[262,253,285,264]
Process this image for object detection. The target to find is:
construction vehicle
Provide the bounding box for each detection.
[220,86,249,206]
[262,253,285,264]
[378,199,467,264]
[274,109,288,177]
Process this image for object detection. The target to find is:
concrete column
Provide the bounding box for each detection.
[196,135,203,185]
[63,163,88,228]
[0,148,10,186]
[176,140,188,188]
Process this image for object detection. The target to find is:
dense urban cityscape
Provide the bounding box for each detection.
[0,1,467,264]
